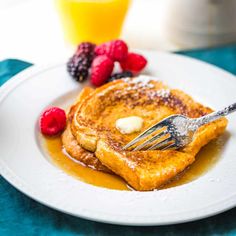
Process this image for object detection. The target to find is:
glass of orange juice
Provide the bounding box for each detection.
[55,0,131,45]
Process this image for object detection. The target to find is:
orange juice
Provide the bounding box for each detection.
[56,0,130,45]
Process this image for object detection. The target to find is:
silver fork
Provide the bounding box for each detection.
[123,102,236,151]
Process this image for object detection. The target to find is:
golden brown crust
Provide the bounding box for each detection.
[72,79,215,151]
[62,123,112,173]
[95,140,195,190]
[71,78,228,190]
[61,87,112,173]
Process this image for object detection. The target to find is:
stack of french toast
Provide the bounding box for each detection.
[62,76,227,191]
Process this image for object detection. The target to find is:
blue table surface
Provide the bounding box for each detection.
[1,44,236,235]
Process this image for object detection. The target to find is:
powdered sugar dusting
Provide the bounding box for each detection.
[148,89,170,100]
[127,161,136,171]
[123,75,155,89]
[132,75,154,84]
[155,89,170,98]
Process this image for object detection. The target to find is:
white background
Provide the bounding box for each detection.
[0,0,178,64]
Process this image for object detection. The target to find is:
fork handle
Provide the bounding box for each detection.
[195,102,236,126]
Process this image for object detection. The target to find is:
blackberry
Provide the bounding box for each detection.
[67,42,95,82]
[67,55,91,82]
[76,42,95,57]
[108,71,133,82]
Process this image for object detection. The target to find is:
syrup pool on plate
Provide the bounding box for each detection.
[43,135,225,191]
[44,136,130,190]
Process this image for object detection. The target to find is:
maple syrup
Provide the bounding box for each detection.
[43,135,225,191]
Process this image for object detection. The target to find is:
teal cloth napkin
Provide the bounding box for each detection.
[177,44,236,75]
[0,59,32,86]
[1,45,236,235]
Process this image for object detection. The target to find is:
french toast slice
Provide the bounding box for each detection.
[62,87,111,173]
[71,77,228,190]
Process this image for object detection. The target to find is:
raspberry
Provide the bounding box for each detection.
[67,42,95,82]
[120,52,147,74]
[39,107,66,136]
[91,55,114,86]
[108,71,133,82]
[95,39,128,62]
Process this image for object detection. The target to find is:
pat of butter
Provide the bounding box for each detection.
[116,116,143,134]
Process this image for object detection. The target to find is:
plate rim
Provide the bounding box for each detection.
[0,51,236,226]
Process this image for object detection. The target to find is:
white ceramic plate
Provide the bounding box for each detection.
[0,51,236,226]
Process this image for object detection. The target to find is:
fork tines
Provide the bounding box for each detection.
[123,117,176,151]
